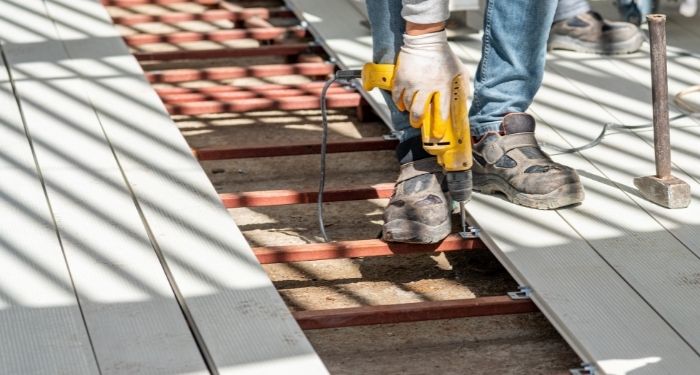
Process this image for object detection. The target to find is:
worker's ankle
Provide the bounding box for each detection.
[396,135,432,164]
[472,130,502,145]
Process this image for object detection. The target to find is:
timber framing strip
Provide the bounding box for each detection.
[134,43,322,61]
[193,137,398,160]
[219,183,395,208]
[253,235,486,264]
[293,296,538,329]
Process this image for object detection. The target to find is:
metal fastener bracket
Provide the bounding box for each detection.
[382,133,399,141]
[458,226,480,239]
[507,285,532,300]
[570,363,596,375]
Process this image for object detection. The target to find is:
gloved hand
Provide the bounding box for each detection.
[392,30,469,126]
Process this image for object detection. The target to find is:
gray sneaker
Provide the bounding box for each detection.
[382,157,451,244]
[548,11,643,55]
[472,113,584,209]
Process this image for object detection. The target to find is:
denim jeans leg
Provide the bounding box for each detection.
[366,0,426,163]
[469,0,558,136]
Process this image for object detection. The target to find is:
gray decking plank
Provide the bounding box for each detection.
[1,1,209,373]
[452,38,700,374]
[529,19,700,354]
[0,42,99,375]
[535,55,700,352]
[42,0,328,373]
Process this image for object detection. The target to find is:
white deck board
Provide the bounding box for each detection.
[528,17,700,354]
[298,0,700,372]
[454,38,700,374]
[41,0,328,373]
[460,3,700,364]
[0,41,99,375]
[1,0,208,373]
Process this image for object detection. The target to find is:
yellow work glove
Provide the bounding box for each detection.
[392,30,469,127]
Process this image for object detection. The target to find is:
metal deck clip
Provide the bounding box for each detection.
[458,226,480,239]
[570,363,596,375]
[382,133,399,141]
[507,285,532,300]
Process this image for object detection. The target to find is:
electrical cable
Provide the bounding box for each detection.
[675,84,700,114]
[546,85,700,155]
[317,76,337,242]
[318,69,363,242]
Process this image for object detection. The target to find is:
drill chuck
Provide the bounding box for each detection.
[446,170,473,203]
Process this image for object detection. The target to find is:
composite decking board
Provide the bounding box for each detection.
[465,199,700,374]
[542,20,700,254]
[534,58,700,352]
[451,38,700,374]
[42,0,328,373]
[528,20,700,355]
[1,1,209,373]
[300,1,700,372]
[0,46,99,375]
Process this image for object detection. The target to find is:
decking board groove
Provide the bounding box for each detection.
[0,28,99,375]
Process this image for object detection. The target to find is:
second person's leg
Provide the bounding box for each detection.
[550,0,643,54]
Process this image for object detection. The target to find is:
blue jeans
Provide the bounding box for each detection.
[367,0,587,160]
[617,0,656,17]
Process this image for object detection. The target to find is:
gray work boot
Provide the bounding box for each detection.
[472,113,584,209]
[382,157,451,244]
[548,11,643,55]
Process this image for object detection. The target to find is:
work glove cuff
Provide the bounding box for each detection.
[402,29,448,49]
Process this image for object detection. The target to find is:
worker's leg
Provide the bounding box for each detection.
[617,0,656,25]
[366,0,451,243]
[550,0,643,54]
[469,0,584,209]
[469,0,557,135]
[366,0,429,164]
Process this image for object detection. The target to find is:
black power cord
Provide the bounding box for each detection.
[318,69,362,242]
[546,85,700,155]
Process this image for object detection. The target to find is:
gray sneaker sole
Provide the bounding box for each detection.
[474,174,585,210]
[382,218,452,244]
[548,32,644,55]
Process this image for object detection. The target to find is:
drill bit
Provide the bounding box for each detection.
[459,201,467,234]
[446,171,472,236]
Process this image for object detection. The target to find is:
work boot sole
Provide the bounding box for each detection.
[474,174,584,210]
[382,218,451,244]
[548,33,644,55]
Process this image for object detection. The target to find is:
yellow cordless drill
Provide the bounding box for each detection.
[361,63,473,234]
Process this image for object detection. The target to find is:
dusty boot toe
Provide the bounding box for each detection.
[382,158,451,244]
